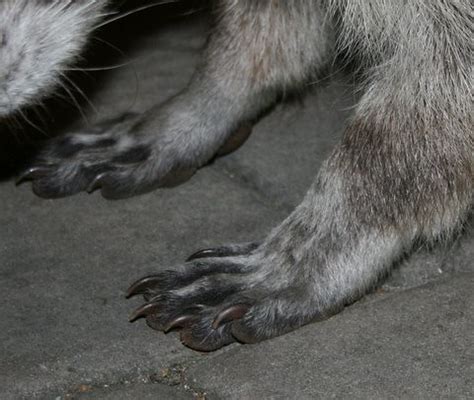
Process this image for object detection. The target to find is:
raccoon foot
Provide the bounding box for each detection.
[18,112,251,199]
[127,242,336,351]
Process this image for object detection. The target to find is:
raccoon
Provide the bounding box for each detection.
[7,1,474,350]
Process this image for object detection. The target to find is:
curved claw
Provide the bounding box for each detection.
[16,166,51,185]
[187,243,261,262]
[216,124,253,157]
[158,167,197,188]
[129,302,160,322]
[212,304,251,330]
[164,315,196,333]
[186,247,231,262]
[126,275,161,298]
[86,173,107,193]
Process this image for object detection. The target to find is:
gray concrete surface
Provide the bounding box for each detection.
[0,6,472,400]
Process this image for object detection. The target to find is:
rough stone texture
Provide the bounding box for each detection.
[72,382,193,400]
[0,5,472,400]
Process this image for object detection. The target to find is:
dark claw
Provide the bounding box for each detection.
[158,167,197,188]
[216,124,252,157]
[186,242,260,262]
[16,166,51,185]
[129,302,160,322]
[126,275,161,298]
[212,304,250,329]
[186,247,232,262]
[86,173,107,193]
[164,315,196,333]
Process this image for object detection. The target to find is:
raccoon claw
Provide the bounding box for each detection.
[158,167,197,188]
[129,302,161,322]
[127,275,162,298]
[186,247,232,261]
[212,304,250,329]
[16,166,51,185]
[163,315,196,333]
[86,173,106,193]
[216,123,252,156]
[186,242,260,261]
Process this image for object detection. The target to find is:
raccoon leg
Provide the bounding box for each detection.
[22,1,332,199]
[128,56,472,350]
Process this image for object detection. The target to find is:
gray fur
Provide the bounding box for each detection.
[0,0,108,116]
[6,1,474,350]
